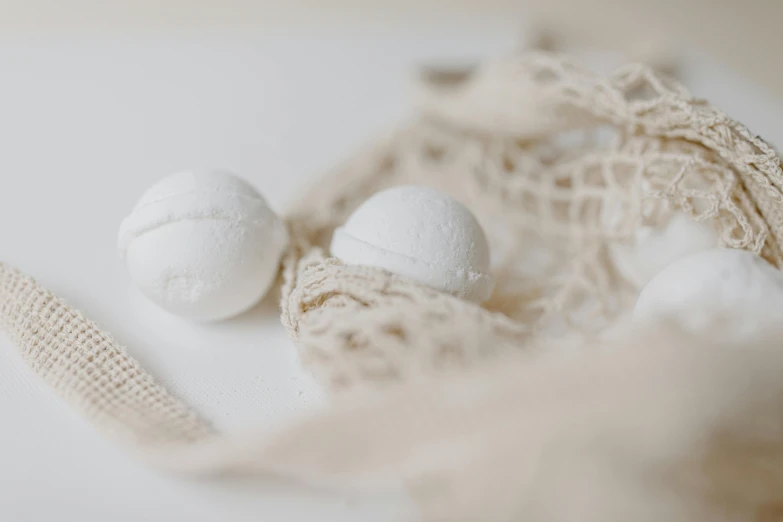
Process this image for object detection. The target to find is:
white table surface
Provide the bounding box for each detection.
[1,23,782,522]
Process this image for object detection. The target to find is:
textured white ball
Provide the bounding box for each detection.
[609,214,719,288]
[633,248,783,333]
[330,185,494,302]
[118,170,288,321]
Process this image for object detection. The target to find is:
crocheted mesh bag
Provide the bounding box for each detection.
[2,53,783,518]
[280,51,783,392]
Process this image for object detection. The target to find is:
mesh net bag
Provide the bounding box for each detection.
[280,51,783,392]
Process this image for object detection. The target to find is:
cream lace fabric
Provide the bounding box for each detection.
[2,51,783,520]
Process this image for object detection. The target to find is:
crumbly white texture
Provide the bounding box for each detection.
[633,247,783,335]
[118,170,288,321]
[330,185,494,302]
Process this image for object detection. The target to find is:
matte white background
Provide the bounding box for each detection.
[1,20,782,522]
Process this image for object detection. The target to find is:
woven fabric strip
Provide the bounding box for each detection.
[0,263,214,447]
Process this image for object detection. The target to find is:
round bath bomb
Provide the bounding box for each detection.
[118,170,288,321]
[633,248,783,332]
[330,185,494,302]
[609,213,719,288]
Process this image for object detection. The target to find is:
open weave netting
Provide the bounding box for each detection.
[2,51,783,520]
[279,51,783,391]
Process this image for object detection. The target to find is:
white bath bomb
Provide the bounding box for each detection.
[633,248,783,333]
[330,185,494,302]
[610,213,719,288]
[118,170,288,321]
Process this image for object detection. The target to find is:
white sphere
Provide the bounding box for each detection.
[609,213,718,288]
[330,185,494,302]
[633,248,783,333]
[118,170,288,321]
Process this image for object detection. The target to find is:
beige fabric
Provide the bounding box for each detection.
[0,264,214,447]
[2,51,783,521]
[159,323,783,522]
